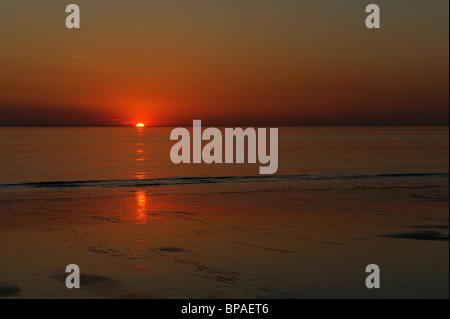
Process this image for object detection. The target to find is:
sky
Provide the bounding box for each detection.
[0,0,448,126]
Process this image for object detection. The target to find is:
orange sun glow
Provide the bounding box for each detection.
[136,123,145,128]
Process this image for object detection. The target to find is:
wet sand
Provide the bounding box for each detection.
[0,183,448,299]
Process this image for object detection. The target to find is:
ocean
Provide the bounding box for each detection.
[0,126,448,298]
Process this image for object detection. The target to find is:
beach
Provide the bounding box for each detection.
[0,127,448,298]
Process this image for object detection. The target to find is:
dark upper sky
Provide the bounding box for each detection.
[0,0,448,126]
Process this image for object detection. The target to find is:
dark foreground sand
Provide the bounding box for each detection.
[0,182,448,299]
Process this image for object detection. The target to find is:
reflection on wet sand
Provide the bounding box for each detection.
[135,190,147,223]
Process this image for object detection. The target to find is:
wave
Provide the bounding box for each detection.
[0,172,448,190]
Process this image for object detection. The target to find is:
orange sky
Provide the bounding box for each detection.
[0,0,448,126]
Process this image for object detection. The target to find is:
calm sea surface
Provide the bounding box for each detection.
[0,126,448,188]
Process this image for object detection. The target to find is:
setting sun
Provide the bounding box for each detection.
[136,123,145,128]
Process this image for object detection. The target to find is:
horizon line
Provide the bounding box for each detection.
[0,124,449,128]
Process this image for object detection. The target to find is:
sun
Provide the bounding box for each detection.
[136,123,145,128]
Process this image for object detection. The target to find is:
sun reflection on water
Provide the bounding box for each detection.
[134,128,148,223]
